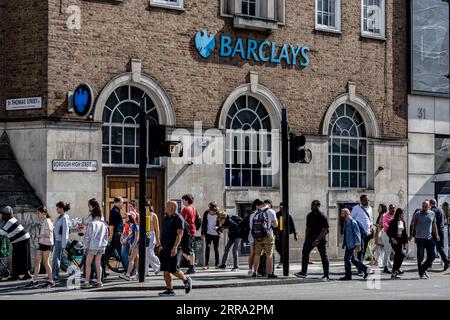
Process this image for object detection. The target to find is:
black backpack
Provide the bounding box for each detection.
[252,208,270,240]
[228,215,243,236]
[180,216,192,247]
[194,208,202,230]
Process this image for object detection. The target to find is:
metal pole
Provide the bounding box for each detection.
[138,99,147,283]
[281,108,289,276]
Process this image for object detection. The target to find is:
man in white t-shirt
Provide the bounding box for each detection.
[250,199,278,278]
[351,194,374,263]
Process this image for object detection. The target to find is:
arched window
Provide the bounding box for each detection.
[102,85,159,165]
[225,95,272,187]
[328,104,367,188]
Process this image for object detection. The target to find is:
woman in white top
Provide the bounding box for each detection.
[201,201,221,269]
[82,206,109,288]
[25,206,54,289]
[144,201,161,276]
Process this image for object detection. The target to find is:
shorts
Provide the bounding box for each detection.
[160,249,180,274]
[254,235,275,257]
[38,244,53,252]
[181,236,194,256]
[86,248,106,255]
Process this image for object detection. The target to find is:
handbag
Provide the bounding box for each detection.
[375,228,384,246]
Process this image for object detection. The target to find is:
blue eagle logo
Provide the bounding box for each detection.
[195,29,215,58]
[74,87,89,113]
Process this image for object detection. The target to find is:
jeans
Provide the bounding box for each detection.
[204,234,220,266]
[416,238,436,276]
[344,247,367,278]
[391,242,405,272]
[52,241,70,281]
[436,228,449,263]
[301,238,329,277]
[221,236,240,268]
[121,244,136,275]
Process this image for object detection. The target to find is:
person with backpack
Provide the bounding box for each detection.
[217,212,242,271]
[158,201,192,297]
[81,206,109,288]
[52,201,71,284]
[340,208,370,280]
[250,199,278,278]
[25,206,55,289]
[201,201,221,269]
[180,194,198,274]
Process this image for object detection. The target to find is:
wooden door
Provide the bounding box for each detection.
[105,176,157,222]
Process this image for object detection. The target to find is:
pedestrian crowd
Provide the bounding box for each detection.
[0,193,448,296]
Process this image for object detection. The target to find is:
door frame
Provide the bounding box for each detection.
[102,167,165,223]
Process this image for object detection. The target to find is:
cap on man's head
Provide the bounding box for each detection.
[389,204,395,210]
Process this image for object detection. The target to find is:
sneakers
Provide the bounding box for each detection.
[155,268,160,275]
[339,276,352,280]
[382,267,391,274]
[357,271,364,277]
[247,269,253,276]
[321,275,330,281]
[186,267,196,274]
[391,272,400,279]
[218,264,226,270]
[276,263,282,269]
[267,273,278,279]
[184,276,192,294]
[202,265,209,270]
[420,274,428,280]
[42,280,56,288]
[363,269,370,280]
[25,281,40,289]
[444,261,449,271]
[94,282,103,288]
[252,272,257,278]
[231,267,239,272]
[119,273,131,281]
[81,282,91,289]
[215,265,220,269]
[159,289,176,297]
[21,273,32,281]
[294,272,307,279]
[423,271,429,278]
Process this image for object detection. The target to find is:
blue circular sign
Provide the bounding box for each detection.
[73,83,94,117]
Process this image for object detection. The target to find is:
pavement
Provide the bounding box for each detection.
[0,259,448,297]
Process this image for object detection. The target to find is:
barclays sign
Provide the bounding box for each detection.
[194,29,311,68]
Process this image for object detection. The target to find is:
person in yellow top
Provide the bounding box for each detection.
[145,201,161,276]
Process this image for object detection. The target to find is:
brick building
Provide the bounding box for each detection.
[1,0,408,260]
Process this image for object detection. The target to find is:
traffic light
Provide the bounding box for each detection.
[148,125,167,158]
[289,132,312,163]
[148,125,183,158]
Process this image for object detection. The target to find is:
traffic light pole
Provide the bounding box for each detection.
[138,101,147,283]
[281,108,290,276]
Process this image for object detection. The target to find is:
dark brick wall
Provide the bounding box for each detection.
[0,0,48,119]
[1,0,408,139]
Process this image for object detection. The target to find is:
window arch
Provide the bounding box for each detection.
[102,85,159,165]
[328,104,367,188]
[225,95,272,187]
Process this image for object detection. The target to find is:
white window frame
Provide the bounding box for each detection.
[241,0,261,18]
[315,0,341,33]
[149,0,184,11]
[361,0,385,39]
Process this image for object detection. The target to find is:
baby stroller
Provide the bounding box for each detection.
[0,235,10,280]
[64,239,85,271]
